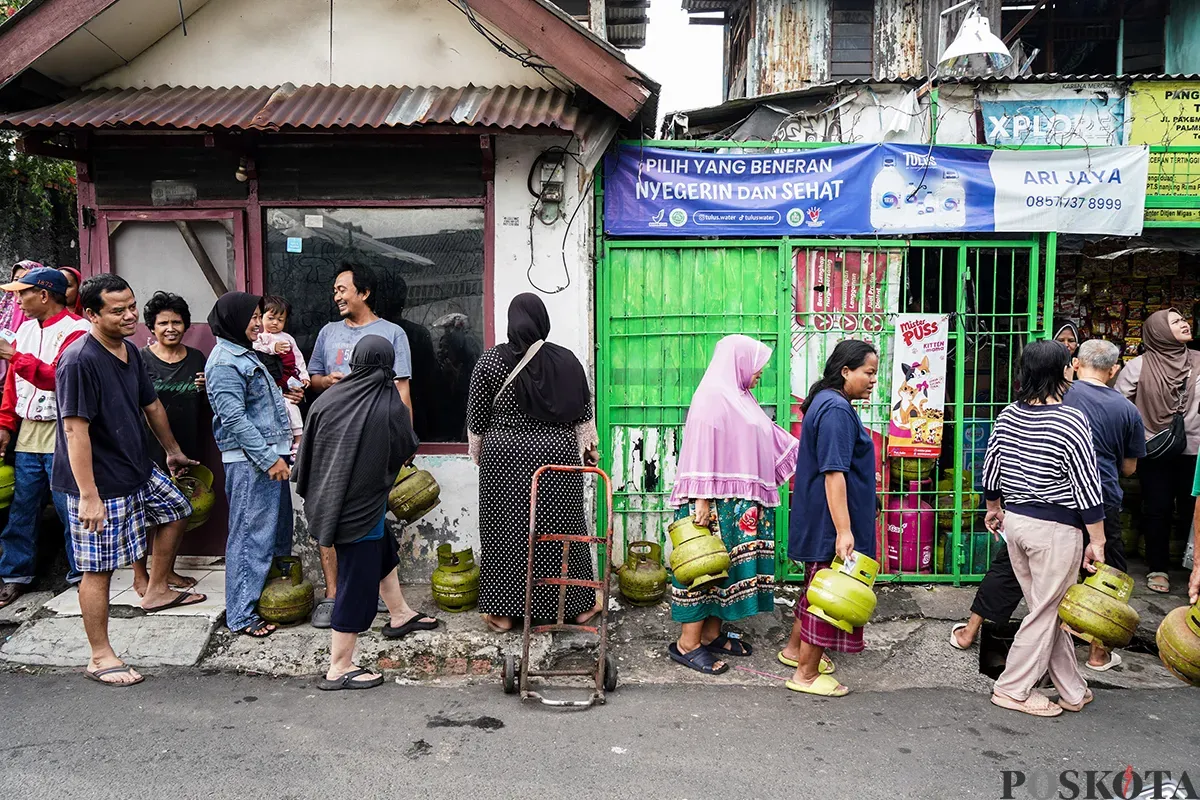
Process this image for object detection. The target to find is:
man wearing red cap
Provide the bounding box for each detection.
[0,267,90,607]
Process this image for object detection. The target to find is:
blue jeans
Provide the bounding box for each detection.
[224,460,293,631]
[0,452,77,584]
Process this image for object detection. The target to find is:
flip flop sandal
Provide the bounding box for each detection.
[317,668,384,691]
[668,642,729,675]
[1147,573,1171,594]
[776,651,836,674]
[84,665,144,687]
[1057,689,1095,712]
[239,623,276,638]
[377,596,388,614]
[1085,651,1123,672]
[990,691,1063,717]
[0,583,26,609]
[143,591,208,613]
[703,632,752,657]
[382,613,439,639]
[311,598,335,629]
[168,576,198,590]
[785,674,849,697]
[949,622,974,651]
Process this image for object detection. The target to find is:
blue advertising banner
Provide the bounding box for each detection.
[603,143,1148,238]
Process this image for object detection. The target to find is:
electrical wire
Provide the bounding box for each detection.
[442,0,573,94]
[527,144,585,198]
[524,143,595,295]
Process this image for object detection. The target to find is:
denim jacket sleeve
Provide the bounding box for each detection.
[206,361,279,473]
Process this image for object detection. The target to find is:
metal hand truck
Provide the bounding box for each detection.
[502,465,617,707]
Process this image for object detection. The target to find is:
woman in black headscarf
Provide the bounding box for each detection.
[466,293,599,632]
[295,335,434,690]
[205,292,295,639]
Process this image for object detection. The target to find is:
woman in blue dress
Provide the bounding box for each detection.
[781,339,879,696]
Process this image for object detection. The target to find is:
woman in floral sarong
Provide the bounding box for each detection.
[667,335,798,675]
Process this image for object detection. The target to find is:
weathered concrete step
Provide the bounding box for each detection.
[1,615,215,667]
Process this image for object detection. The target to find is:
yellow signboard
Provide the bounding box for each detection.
[1128,81,1200,222]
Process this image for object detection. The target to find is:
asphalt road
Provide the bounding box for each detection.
[0,670,1196,800]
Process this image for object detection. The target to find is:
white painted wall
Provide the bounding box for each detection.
[88,0,558,90]
[493,135,595,374]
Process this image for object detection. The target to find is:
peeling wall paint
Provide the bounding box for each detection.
[734,0,1004,100]
[874,0,923,80]
[752,0,831,96]
[610,425,680,565]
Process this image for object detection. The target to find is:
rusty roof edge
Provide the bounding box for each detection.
[667,73,1200,123]
[0,83,611,135]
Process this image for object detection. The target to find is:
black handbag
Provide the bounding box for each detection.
[1145,364,1192,460]
[1145,412,1186,460]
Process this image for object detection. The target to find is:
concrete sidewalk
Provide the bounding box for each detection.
[1,559,1191,693]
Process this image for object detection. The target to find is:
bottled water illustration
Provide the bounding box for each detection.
[871,158,905,230]
[903,181,922,228]
[934,170,966,229]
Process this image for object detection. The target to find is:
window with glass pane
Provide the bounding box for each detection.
[265,207,485,443]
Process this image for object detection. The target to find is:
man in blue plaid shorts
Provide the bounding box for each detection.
[54,275,207,687]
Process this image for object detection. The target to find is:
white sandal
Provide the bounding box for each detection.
[1085,651,1122,672]
[949,622,973,651]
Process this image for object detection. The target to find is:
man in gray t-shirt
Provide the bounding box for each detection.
[306,264,416,630]
[307,266,413,412]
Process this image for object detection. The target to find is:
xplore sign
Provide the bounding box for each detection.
[980,89,1125,147]
[988,113,1087,142]
[1001,767,1196,799]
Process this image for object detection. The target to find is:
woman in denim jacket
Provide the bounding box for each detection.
[206,292,295,638]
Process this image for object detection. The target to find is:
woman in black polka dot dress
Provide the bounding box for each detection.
[467,294,600,632]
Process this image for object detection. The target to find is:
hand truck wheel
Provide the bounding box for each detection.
[502,654,519,694]
[603,653,618,693]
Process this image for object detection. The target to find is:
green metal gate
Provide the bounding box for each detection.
[597,236,1052,585]
[596,242,792,579]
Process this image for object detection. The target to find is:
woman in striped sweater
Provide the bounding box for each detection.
[982,339,1106,718]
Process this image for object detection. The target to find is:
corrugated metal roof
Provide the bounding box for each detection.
[828,73,1200,86]
[681,0,734,10]
[603,0,648,48]
[606,22,648,48]
[0,83,605,139]
[0,85,273,129]
[671,73,1200,119]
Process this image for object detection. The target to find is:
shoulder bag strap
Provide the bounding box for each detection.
[494,340,544,409]
[1177,359,1196,414]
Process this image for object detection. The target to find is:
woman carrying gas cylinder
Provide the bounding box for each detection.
[666,335,798,675]
[983,340,1105,717]
[781,340,880,697]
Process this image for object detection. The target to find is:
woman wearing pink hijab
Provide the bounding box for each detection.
[0,260,35,333]
[58,267,83,315]
[667,335,799,675]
